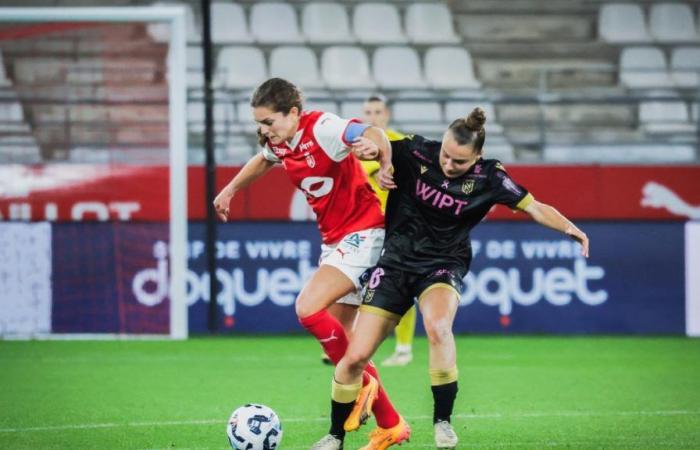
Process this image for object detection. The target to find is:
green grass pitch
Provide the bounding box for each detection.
[1,336,699,449]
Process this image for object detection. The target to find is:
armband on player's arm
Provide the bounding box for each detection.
[523,199,589,257]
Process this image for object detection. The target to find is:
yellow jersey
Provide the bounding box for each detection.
[360,128,405,212]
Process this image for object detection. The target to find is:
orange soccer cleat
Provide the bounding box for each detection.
[359,416,411,450]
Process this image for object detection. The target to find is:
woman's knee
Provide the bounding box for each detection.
[343,347,372,373]
[424,316,454,347]
[295,288,327,318]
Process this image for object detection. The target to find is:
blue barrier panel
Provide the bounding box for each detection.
[464,222,684,334]
[51,221,685,335]
[184,222,321,333]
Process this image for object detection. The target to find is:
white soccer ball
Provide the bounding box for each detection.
[226,403,283,450]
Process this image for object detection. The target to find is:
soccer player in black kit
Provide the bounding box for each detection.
[315,107,589,450]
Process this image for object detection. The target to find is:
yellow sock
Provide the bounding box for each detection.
[429,366,459,386]
[331,378,362,403]
[394,305,416,352]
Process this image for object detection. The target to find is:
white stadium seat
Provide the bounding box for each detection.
[619,47,674,89]
[373,46,427,89]
[211,2,253,44]
[404,3,460,44]
[339,100,364,120]
[250,2,304,44]
[187,97,235,133]
[598,3,651,43]
[671,47,700,88]
[217,46,267,90]
[0,100,24,122]
[353,3,407,44]
[483,139,515,162]
[235,101,257,134]
[392,100,443,123]
[392,100,445,135]
[639,92,697,135]
[269,46,325,89]
[544,144,695,162]
[649,3,699,42]
[302,2,355,43]
[304,100,339,115]
[321,46,376,89]
[147,2,200,43]
[424,47,481,90]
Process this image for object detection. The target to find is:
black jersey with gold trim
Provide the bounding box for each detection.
[379,134,533,274]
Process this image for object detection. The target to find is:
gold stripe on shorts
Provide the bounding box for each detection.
[359,305,401,322]
[418,283,460,303]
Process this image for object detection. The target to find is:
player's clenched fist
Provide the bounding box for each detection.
[213,186,235,222]
[351,136,379,160]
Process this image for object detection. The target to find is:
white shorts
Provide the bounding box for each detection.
[320,228,385,306]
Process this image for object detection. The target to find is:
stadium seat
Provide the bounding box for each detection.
[186,46,203,88]
[211,2,253,44]
[619,47,674,89]
[404,3,460,44]
[66,147,113,164]
[670,47,700,88]
[373,46,427,89]
[269,47,325,89]
[222,141,256,165]
[302,2,355,43]
[353,3,407,44]
[321,46,376,89]
[304,100,339,115]
[483,139,515,162]
[649,3,699,42]
[147,2,201,43]
[391,100,445,135]
[187,98,235,133]
[598,3,651,43]
[544,144,695,162]
[250,2,304,44]
[216,46,267,90]
[339,101,365,120]
[424,47,481,90]
[235,101,258,133]
[0,101,22,121]
[638,91,697,135]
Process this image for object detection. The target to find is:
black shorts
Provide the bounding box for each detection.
[359,266,465,320]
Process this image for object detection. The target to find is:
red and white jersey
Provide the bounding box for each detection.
[261,110,384,244]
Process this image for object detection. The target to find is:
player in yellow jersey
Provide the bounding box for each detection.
[361,95,416,367]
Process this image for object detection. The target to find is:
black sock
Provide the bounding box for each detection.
[432,381,458,423]
[329,399,354,439]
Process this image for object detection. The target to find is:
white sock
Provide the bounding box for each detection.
[395,344,412,354]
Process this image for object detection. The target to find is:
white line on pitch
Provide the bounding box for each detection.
[1,410,699,433]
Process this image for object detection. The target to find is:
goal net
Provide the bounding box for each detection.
[0,7,188,339]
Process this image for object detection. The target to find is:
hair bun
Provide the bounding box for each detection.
[465,107,486,131]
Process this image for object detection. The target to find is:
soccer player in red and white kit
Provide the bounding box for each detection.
[213,78,410,449]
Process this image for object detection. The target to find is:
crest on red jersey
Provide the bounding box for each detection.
[305,153,316,168]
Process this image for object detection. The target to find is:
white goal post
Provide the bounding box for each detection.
[0,7,188,339]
